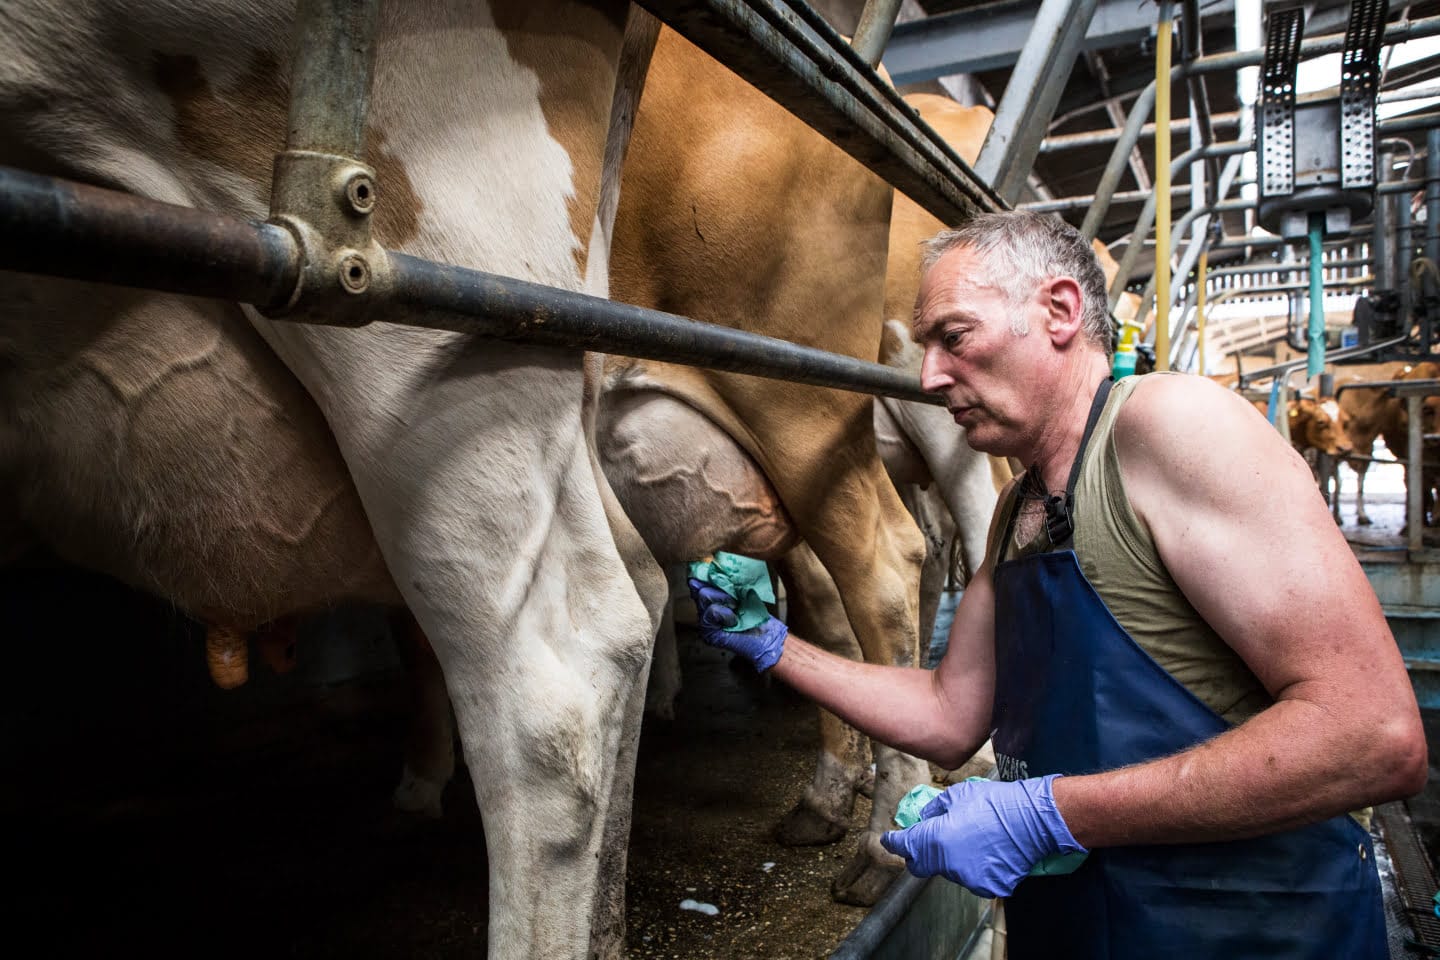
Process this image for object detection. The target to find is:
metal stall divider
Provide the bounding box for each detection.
[0,0,1008,406]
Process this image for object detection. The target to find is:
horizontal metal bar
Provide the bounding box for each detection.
[1186,14,1440,76]
[1238,335,1409,386]
[1022,184,1190,214]
[1378,111,1440,137]
[0,166,300,308]
[0,165,941,405]
[1041,111,1241,154]
[1210,228,1372,249]
[1335,378,1440,398]
[883,0,1234,84]
[1206,257,1370,278]
[386,254,940,402]
[637,0,1003,224]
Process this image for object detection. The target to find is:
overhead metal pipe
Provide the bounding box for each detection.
[1044,109,1241,153]
[1186,13,1440,76]
[851,0,904,67]
[973,0,1100,204]
[0,166,942,405]
[1205,257,1369,278]
[1080,80,1157,238]
[1027,184,1189,215]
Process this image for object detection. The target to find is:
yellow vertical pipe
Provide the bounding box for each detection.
[1154,9,1173,371]
[1196,248,1208,374]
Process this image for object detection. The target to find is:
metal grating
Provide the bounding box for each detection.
[1341,0,1390,189]
[1373,800,1440,955]
[1260,5,1305,197]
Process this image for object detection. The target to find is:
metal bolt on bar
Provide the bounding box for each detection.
[0,166,943,405]
[265,0,387,325]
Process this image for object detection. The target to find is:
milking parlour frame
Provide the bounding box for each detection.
[0,0,1015,404]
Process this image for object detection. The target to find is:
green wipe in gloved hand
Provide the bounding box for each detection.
[893,779,1090,877]
[687,552,776,632]
[894,784,944,828]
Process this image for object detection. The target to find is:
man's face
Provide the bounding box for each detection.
[911,246,1049,455]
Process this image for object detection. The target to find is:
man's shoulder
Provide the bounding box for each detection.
[1111,372,1279,511]
[1114,372,1255,446]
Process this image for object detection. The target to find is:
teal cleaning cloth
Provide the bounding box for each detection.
[894,784,944,828]
[893,779,1089,877]
[687,552,776,632]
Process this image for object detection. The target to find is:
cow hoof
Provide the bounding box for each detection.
[1358,515,1373,526]
[776,803,848,846]
[830,851,903,906]
[393,767,445,820]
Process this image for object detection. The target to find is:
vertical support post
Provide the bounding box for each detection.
[1154,1,1174,371]
[1398,183,1414,321]
[284,0,381,156]
[1408,393,1424,556]
[851,0,904,68]
[266,0,386,320]
[1373,146,1394,292]
[1081,81,1158,241]
[1427,128,1440,269]
[973,0,1101,205]
[1196,247,1208,374]
[1307,213,1325,381]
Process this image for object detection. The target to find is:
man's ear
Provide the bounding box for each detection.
[1045,276,1085,346]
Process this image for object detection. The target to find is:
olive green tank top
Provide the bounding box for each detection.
[984,374,1272,727]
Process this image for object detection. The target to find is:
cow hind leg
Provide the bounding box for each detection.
[769,451,928,906]
[1352,459,1373,525]
[774,544,871,847]
[393,613,455,820]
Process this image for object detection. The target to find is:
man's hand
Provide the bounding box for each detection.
[880,775,1085,898]
[687,578,788,672]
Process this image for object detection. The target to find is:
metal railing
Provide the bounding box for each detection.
[0,0,1013,407]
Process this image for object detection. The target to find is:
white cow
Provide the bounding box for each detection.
[2,2,666,957]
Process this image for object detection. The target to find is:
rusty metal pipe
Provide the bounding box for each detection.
[0,166,300,308]
[386,251,942,404]
[851,0,903,67]
[0,166,941,405]
[285,0,381,156]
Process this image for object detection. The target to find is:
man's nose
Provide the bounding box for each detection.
[919,346,953,394]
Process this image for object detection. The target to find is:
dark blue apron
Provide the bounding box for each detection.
[990,377,1385,960]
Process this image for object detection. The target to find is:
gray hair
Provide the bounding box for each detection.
[920,211,1113,354]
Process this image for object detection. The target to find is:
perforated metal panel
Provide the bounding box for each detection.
[1340,0,1389,189]
[1260,6,1304,197]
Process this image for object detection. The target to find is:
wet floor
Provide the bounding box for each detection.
[0,565,879,958]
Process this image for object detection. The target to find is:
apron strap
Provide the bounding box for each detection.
[1001,376,1115,552]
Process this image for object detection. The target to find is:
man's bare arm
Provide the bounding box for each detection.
[1052,375,1426,848]
[772,561,998,768]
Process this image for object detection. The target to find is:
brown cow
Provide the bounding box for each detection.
[1338,362,1440,525]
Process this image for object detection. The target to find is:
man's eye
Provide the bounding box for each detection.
[943,330,964,349]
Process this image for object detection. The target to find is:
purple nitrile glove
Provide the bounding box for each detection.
[686,578,788,672]
[879,775,1085,898]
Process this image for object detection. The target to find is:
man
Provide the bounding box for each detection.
[689,212,1425,958]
